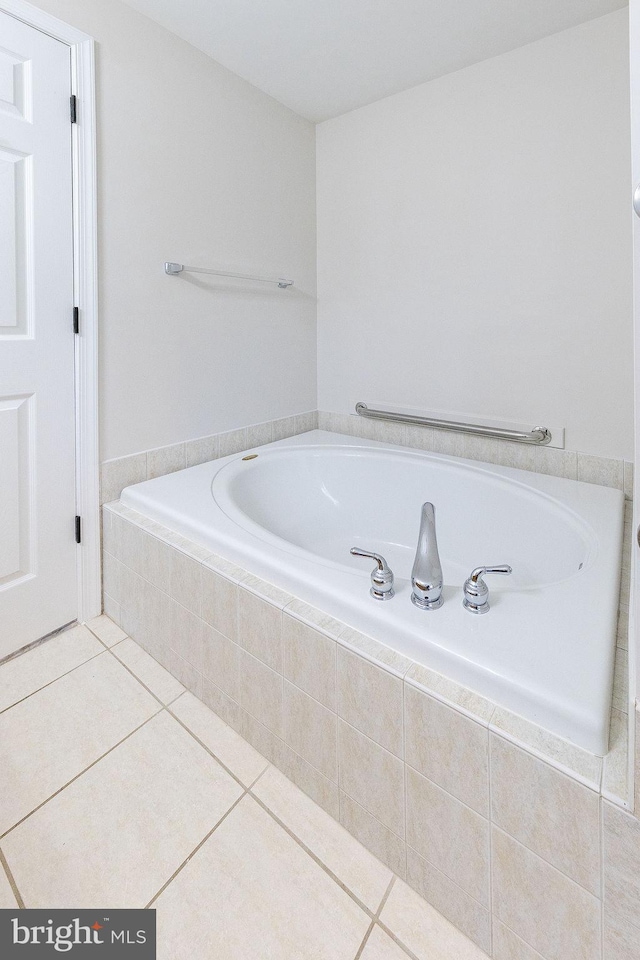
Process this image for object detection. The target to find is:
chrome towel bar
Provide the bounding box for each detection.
[355,403,552,445]
[164,262,293,288]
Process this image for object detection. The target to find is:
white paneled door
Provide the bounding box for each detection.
[0,11,77,659]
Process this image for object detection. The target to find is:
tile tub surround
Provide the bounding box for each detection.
[100,411,318,504]
[103,501,637,960]
[1,627,492,960]
[317,411,633,497]
[101,410,632,506]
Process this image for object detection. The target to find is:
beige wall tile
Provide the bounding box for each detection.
[604,801,640,934]
[147,442,186,480]
[636,708,640,814]
[100,453,147,504]
[405,847,491,954]
[533,447,578,480]
[170,691,267,787]
[272,416,298,441]
[338,626,412,677]
[612,646,628,714]
[339,792,406,878]
[405,664,495,724]
[201,623,241,702]
[0,625,103,712]
[281,746,341,820]
[489,707,602,789]
[253,765,392,910]
[168,550,202,617]
[285,598,348,640]
[337,647,403,757]
[283,615,336,710]
[237,590,283,672]
[0,654,159,835]
[200,676,243,731]
[111,638,185,704]
[246,421,273,449]
[338,720,405,838]
[2,712,242,908]
[239,710,287,770]
[283,681,337,782]
[218,427,248,458]
[102,593,121,625]
[237,648,284,737]
[168,651,203,700]
[405,766,489,906]
[404,685,489,815]
[201,566,238,641]
[492,827,601,960]
[294,411,318,434]
[102,553,125,607]
[601,708,629,805]
[137,533,173,594]
[491,735,601,896]
[493,921,546,960]
[577,454,624,489]
[154,796,370,960]
[380,876,490,960]
[185,435,219,467]
[168,601,205,673]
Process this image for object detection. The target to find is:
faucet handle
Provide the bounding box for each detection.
[463,565,512,615]
[350,548,395,601]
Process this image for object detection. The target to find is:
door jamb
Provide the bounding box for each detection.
[1,0,100,624]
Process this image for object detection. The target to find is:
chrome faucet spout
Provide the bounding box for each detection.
[411,502,444,610]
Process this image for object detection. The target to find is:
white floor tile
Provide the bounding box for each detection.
[86,614,127,647]
[0,864,18,907]
[3,711,243,908]
[254,765,392,910]
[111,638,185,704]
[0,653,159,834]
[380,879,490,960]
[0,625,103,713]
[170,692,268,786]
[154,795,371,960]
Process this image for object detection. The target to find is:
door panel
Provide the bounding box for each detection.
[0,12,76,658]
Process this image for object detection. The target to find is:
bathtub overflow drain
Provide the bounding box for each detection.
[242,454,258,461]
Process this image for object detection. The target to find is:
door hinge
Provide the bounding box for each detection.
[75,516,82,544]
[73,306,79,335]
[70,95,77,124]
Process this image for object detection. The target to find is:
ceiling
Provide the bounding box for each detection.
[121,0,628,122]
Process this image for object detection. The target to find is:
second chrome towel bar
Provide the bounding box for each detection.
[355,403,552,445]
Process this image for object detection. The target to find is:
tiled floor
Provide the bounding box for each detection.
[0,617,490,960]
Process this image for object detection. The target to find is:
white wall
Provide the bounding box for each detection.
[31,0,317,460]
[317,10,633,459]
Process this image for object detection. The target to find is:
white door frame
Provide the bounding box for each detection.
[1,0,100,625]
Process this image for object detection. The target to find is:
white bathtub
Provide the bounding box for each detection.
[121,430,625,754]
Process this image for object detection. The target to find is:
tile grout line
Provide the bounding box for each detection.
[164,701,263,793]
[144,791,248,909]
[352,875,397,960]
[0,710,163,841]
[0,646,108,717]
[249,789,378,921]
[145,766,269,909]
[0,845,25,909]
